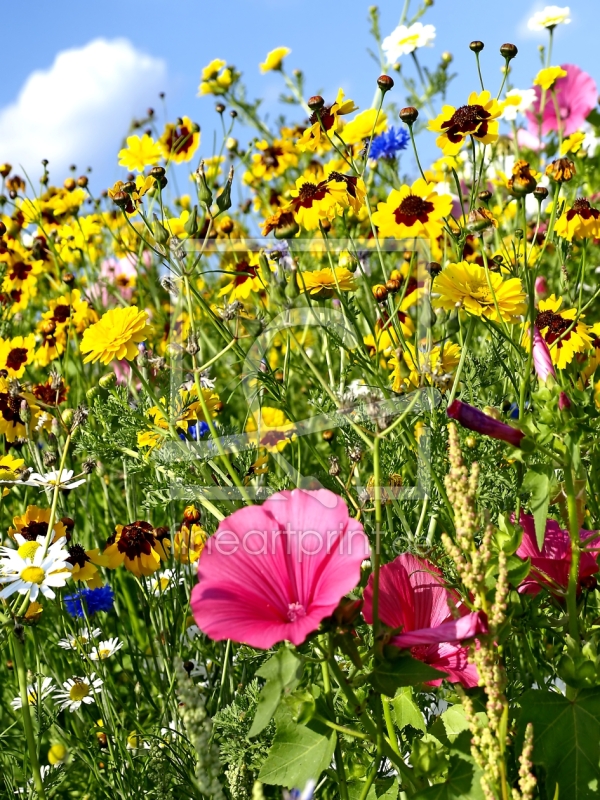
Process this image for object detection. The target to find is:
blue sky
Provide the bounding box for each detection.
[0,0,596,190]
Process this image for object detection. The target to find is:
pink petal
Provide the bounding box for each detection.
[428,643,480,687]
[390,611,488,648]
[363,558,415,631]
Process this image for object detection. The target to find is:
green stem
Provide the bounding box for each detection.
[12,634,46,799]
[371,436,383,638]
[447,316,475,405]
[564,456,581,643]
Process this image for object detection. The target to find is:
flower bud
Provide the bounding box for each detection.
[469,41,484,53]
[478,190,492,204]
[546,158,576,183]
[150,165,166,180]
[322,429,335,442]
[43,451,57,467]
[152,214,170,246]
[535,275,548,299]
[183,505,201,524]
[307,95,324,111]
[215,103,226,114]
[112,190,131,210]
[385,278,401,293]
[63,177,76,191]
[99,372,117,389]
[500,43,518,60]
[399,106,419,125]
[372,284,389,303]
[533,185,549,201]
[196,162,213,208]
[62,272,75,286]
[507,160,537,197]
[48,744,67,765]
[377,75,394,92]
[558,391,571,412]
[216,166,234,213]
[77,175,88,188]
[184,205,200,236]
[19,399,31,424]
[441,52,453,66]
[86,386,100,401]
[448,400,525,449]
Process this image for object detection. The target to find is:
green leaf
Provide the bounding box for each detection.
[518,688,600,799]
[412,752,484,800]
[371,655,447,697]
[393,687,426,732]
[348,779,398,800]
[258,715,336,788]
[248,647,304,737]
[523,465,553,549]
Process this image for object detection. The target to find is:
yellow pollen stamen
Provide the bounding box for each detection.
[20,566,45,585]
[69,682,90,702]
[18,541,41,559]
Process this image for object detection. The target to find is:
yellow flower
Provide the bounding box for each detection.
[554,198,600,241]
[298,267,357,298]
[243,137,298,183]
[67,546,108,589]
[137,386,220,450]
[296,89,358,152]
[104,522,167,577]
[246,407,296,452]
[388,341,461,392]
[80,306,150,365]
[117,134,162,172]
[287,172,348,230]
[0,453,25,482]
[533,66,567,91]
[526,294,591,369]
[173,523,207,564]
[159,116,200,164]
[371,178,452,239]
[260,47,291,73]
[341,108,387,146]
[9,505,67,543]
[363,311,415,357]
[48,744,67,765]
[428,91,502,156]
[560,131,586,156]
[433,261,527,322]
[0,334,35,378]
[198,59,234,95]
[218,252,266,301]
[0,378,40,441]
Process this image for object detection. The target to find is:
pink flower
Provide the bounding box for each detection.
[91,256,138,306]
[191,489,370,649]
[526,64,597,137]
[363,554,487,687]
[532,325,556,382]
[447,400,525,448]
[535,276,548,299]
[516,513,599,595]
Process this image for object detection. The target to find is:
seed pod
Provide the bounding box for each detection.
[308,95,324,111]
[377,75,394,92]
[399,106,419,125]
[469,41,484,53]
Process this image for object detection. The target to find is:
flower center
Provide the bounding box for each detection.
[18,541,41,559]
[67,544,90,568]
[287,602,306,622]
[9,261,31,281]
[19,521,49,541]
[21,566,45,585]
[535,310,571,344]
[69,681,90,702]
[6,348,28,371]
[117,521,156,559]
[98,648,111,659]
[394,194,435,226]
[441,104,490,142]
[567,198,600,221]
[52,304,71,324]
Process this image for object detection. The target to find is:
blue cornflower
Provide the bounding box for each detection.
[65,586,115,618]
[179,421,210,441]
[369,126,410,160]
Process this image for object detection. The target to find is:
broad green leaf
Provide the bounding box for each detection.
[523,465,553,549]
[371,655,446,697]
[518,688,600,800]
[440,705,487,743]
[348,778,398,800]
[258,716,335,788]
[249,647,304,737]
[412,752,484,800]
[393,687,426,732]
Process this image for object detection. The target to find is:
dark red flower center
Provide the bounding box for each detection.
[309,106,335,131]
[20,521,49,541]
[232,259,258,287]
[117,521,156,559]
[394,194,435,226]
[6,347,28,371]
[329,171,359,198]
[67,544,90,568]
[261,145,284,168]
[9,261,31,282]
[441,104,490,143]
[567,198,600,221]
[0,392,24,424]
[164,124,194,156]
[536,309,571,345]
[52,304,71,324]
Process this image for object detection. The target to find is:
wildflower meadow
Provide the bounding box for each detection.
[3,2,600,798]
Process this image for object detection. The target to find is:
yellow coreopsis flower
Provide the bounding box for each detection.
[433,261,527,323]
[560,131,586,155]
[260,47,291,73]
[0,379,39,441]
[117,134,162,172]
[173,522,207,564]
[296,89,358,152]
[287,173,348,230]
[526,294,591,369]
[243,137,298,183]
[0,334,35,378]
[104,522,167,577]
[246,407,296,452]
[9,505,67,543]
[341,108,387,146]
[389,341,461,392]
[80,306,150,365]
[428,91,502,156]
[0,453,25,483]
[219,252,266,301]
[159,116,200,164]
[198,59,234,95]
[554,198,600,241]
[298,267,357,298]
[533,66,567,91]
[371,178,452,239]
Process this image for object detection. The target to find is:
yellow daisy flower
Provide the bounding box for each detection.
[0,334,35,378]
[388,341,461,392]
[286,173,348,230]
[80,306,150,365]
[159,116,200,164]
[526,294,591,369]
[298,266,357,298]
[103,521,167,577]
[296,89,358,153]
[533,66,567,91]
[218,252,266,301]
[554,198,600,241]
[117,134,162,172]
[428,90,502,156]
[433,261,527,323]
[198,59,234,96]
[246,407,296,452]
[371,178,452,239]
[259,47,291,73]
[0,378,39,441]
[9,505,67,543]
[560,131,586,156]
[243,136,298,184]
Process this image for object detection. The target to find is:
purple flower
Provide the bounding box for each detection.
[65,586,115,618]
[369,127,409,160]
[447,400,525,448]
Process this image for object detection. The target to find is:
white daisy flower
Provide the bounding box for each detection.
[528,5,571,30]
[58,627,102,650]
[150,568,183,596]
[0,540,71,602]
[90,637,123,660]
[54,674,103,712]
[10,676,54,709]
[185,623,201,641]
[27,469,87,491]
[502,88,538,121]
[382,22,436,63]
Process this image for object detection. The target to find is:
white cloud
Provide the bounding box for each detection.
[0,39,165,181]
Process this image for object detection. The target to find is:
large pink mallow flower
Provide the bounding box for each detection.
[191,489,370,649]
[516,514,599,595]
[363,554,487,687]
[526,64,597,137]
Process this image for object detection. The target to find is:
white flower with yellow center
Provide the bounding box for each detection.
[502,88,538,121]
[382,22,436,63]
[54,674,103,712]
[27,469,87,491]
[90,637,123,661]
[58,627,102,650]
[0,540,71,602]
[150,568,183,596]
[528,5,571,30]
[10,676,54,709]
